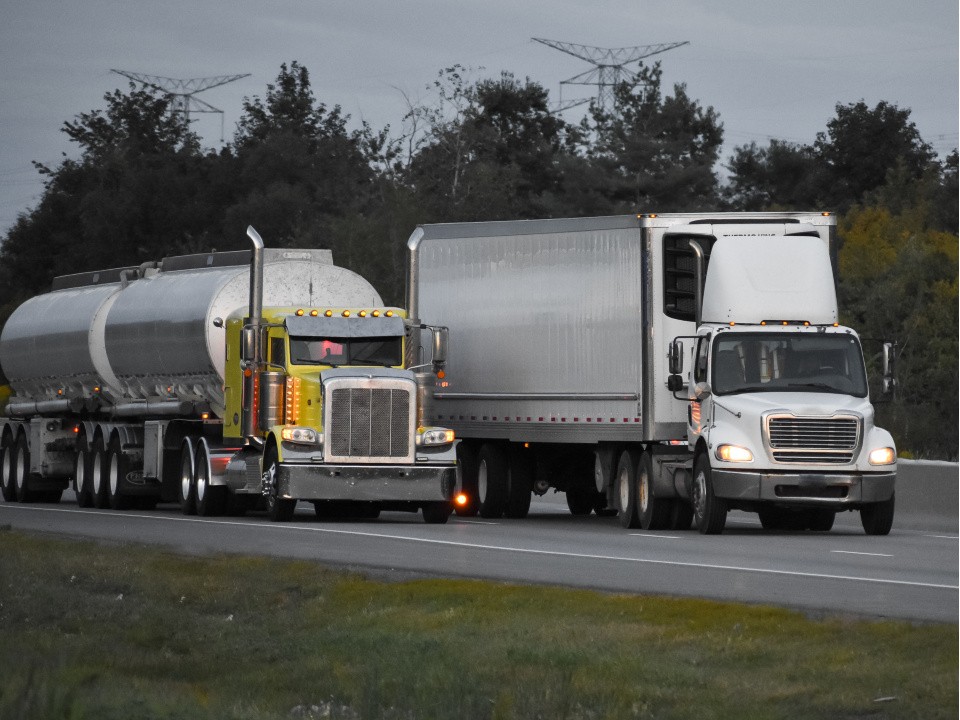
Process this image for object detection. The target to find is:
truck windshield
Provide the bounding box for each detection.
[289,336,403,367]
[712,332,868,398]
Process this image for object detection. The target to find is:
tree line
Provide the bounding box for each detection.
[0,62,956,457]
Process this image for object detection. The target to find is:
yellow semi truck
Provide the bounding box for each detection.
[0,227,457,523]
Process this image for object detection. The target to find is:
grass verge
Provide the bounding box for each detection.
[0,527,955,719]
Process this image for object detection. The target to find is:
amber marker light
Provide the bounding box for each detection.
[385,310,394,317]
[358,310,367,317]
[372,310,381,317]
[325,310,333,317]
[310,309,319,317]
[342,310,351,317]
[455,493,469,507]
[295,308,305,316]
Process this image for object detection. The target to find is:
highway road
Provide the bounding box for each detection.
[1,494,956,624]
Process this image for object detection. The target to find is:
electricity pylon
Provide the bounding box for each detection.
[532,38,689,116]
[110,69,251,141]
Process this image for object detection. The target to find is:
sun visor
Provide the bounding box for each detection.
[285,314,405,338]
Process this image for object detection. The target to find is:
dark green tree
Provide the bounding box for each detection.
[589,62,724,211]
[815,100,936,211]
[0,85,213,320]
[723,140,821,210]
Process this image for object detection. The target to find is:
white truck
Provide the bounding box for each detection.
[0,228,457,523]
[407,213,897,534]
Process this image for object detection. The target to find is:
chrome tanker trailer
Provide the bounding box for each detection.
[0,228,457,522]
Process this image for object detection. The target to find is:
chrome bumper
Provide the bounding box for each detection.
[712,469,896,506]
[276,462,456,502]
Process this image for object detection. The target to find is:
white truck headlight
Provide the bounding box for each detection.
[416,427,455,447]
[281,426,321,445]
[716,444,754,463]
[868,447,896,465]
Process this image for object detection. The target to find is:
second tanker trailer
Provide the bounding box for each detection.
[0,228,457,522]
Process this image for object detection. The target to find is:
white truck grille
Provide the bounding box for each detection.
[323,377,416,464]
[766,415,861,464]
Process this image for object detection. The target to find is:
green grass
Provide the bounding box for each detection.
[0,526,955,719]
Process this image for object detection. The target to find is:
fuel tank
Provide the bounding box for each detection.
[0,248,382,418]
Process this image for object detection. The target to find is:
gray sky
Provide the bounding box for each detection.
[1,0,957,236]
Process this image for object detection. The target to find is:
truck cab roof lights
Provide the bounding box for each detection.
[341,310,351,317]
[310,309,319,317]
[358,310,367,317]
[324,310,333,317]
[295,309,305,316]
[372,310,381,317]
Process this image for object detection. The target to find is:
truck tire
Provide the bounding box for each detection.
[422,502,452,524]
[91,437,110,509]
[107,437,133,510]
[692,453,726,535]
[505,445,534,519]
[263,446,295,522]
[860,493,895,536]
[178,439,197,515]
[14,434,40,503]
[455,442,480,516]
[477,443,508,519]
[638,452,671,530]
[194,441,227,517]
[1,437,16,502]
[669,500,694,530]
[807,509,836,532]
[615,449,641,529]
[566,482,597,516]
[73,447,95,507]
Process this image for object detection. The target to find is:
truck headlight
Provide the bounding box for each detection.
[716,444,754,463]
[416,427,455,447]
[868,447,896,465]
[281,426,321,445]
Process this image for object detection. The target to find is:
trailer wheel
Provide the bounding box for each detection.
[615,449,641,529]
[566,483,597,516]
[477,444,508,519]
[1,436,16,502]
[638,452,671,530]
[860,493,895,536]
[14,434,39,503]
[107,437,133,510]
[692,453,726,535]
[455,442,480,516]
[505,445,534,519]
[178,439,197,515]
[263,445,295,522]
[73,447,94,507]
[90,437,111,509]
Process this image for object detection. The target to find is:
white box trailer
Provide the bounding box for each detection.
[407,213,898,534]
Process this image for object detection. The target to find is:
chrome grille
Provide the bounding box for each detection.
[327,383,413,463]
[766,415,860,464]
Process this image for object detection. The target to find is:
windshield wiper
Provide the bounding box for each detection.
[784,382,843,393]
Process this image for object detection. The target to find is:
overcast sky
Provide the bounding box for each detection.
[1,0,957,236]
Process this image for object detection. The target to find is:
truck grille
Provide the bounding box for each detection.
[766,415,860,464]
[326,382,414,463]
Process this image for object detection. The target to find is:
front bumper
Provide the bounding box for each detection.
[276,462,457,503]
[712,469,896,507]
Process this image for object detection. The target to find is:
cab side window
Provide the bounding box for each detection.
[694,335,710,384]
[270,336,286,367]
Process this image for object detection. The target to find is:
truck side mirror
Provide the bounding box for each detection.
[668,339,683,375]
[432,326,448,369]
[882,342,897,396]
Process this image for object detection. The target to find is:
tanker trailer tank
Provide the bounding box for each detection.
[104,248,382,418]
[0,266,139,416]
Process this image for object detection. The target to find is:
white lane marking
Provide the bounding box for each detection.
[3,504,957,591]
[452,519,500,525]
[831,550,894,558]
[925,535,959,540]
[629,534,681,540]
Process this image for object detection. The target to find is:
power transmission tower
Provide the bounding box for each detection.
[110,69,251,141]
[532,38,689,117]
